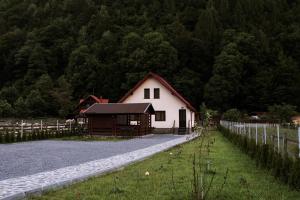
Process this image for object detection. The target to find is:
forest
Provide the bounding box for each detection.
[0,0,299,117]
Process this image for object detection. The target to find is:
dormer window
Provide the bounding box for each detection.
[154,88,160,99]
[144,88,150,99]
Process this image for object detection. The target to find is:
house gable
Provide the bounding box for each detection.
[119,72,196,112]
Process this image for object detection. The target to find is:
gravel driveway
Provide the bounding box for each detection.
[0,134,183,181]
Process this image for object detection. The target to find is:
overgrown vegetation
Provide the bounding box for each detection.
[54,135,127,142]
[218,125,300,190]
[0,0,300,117]
[0,127,83,143]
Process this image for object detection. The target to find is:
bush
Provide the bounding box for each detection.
[0,133,4,143]
[10,132,15,143]
[222,109,242,121]
[289,158,300,189]
[5,132,10,143]
[22,132,27,141]
[32,131,36,140]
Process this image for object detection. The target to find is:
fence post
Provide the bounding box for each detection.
[255,123,258,145]
[283,132,287,154]
[57,120,59,131]
[21,120,23,136]
[69,121,72,131]
[277,124,280,152]
[248,124,251,139]
[298,127,300,158]
[40,120,43,131]
[263,124,267,144]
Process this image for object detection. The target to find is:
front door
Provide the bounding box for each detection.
[179,109,186,128]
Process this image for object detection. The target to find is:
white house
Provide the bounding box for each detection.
[119,72,197,134]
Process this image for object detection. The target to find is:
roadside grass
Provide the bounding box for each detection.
[31,131,300,200]
[52,135,128,142]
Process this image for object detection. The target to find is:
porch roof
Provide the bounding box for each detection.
[84,103,155,115]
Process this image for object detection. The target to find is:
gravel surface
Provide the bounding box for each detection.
[0,134,183,181]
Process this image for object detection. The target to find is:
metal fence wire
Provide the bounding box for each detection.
[220,120,300,158]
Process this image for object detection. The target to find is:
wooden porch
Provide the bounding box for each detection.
[84,103,155,137]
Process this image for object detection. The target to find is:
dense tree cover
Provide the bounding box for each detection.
[0,0,299,117]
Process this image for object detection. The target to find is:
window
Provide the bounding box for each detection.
[144,88,150,99]
[154,88,160,99]
[155,111,166,121]
[117,115,127,125]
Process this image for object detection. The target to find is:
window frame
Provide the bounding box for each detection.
[154,88,160,99]
[144,88,150,99]
[155,111,166,121]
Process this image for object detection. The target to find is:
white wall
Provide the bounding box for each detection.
[122,77,195,129]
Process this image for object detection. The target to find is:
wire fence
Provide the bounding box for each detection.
[220,120,300,158]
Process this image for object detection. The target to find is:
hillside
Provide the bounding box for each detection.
[0,0,299,117]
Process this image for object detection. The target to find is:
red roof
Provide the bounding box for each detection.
[90,95,109,103]
[118,72,196,112]
[77,95,109,109]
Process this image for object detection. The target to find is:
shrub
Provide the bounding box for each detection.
[222,109,242,121]
[32,131,36,140]
[289,158,300,189]
[280,152,292,183]
[5,132,10,143]
[22,132,27,141]
[259,144,269,168]
[10,132,15,143]
[16,132,21,142]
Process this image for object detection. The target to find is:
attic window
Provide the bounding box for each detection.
[144,88,150,99]
[154,88,160,99]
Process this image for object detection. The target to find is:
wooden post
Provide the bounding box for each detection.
[248,124,251,139]
[57,120,59,131]
[21,120,23,136]
[271,135,274,151]
[40,120,43,131]
[69,120,72,131]
[277,124,280,152]
[298,127,300,158]
[263,124,267,144]
[283,132,287,154]
[255,123,258,145]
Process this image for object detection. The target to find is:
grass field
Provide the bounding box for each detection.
[31,131,300,200]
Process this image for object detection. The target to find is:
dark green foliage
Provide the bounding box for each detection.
[218,125,300,190]
[280,153,292,183]
[272,152,282,178]
[222,109,242,121]
[0,0,300,117]
[268,104,298,123]
[28,132,32,141]
[0,126,80,144]
[10,132,15,143]
[23,133,27,141]
[32,131,37,141]
[16,132,21,142]
[259,144,269,168]
[0,100,14,117]
[0,133,4,143]
[289,158,300,189]
[5,132,10,143]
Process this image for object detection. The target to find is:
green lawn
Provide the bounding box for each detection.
[31,131,300,200]
[52,135,128,142]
